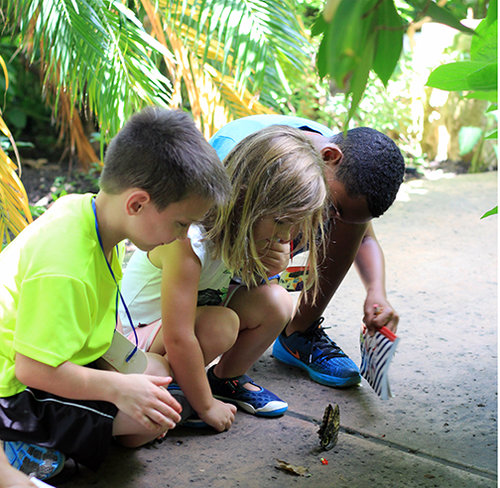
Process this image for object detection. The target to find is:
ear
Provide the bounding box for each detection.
[320,144,343,167]
[125,190,151,216]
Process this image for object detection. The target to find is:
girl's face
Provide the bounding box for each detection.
[253,217,298,246]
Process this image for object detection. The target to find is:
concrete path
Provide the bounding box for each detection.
[68,171,498,488]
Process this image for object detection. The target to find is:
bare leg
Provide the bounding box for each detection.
[215,283,293,383]
[148,306,239,367]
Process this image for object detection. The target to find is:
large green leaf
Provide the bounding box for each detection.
[471,19,498,63]
[465,90,499,103]
[484,0,498,26]
[406,0,475,34]
[426,61,487,91]
[347,32,376,122]
[317,0,376,87]
[466,62,498,91]
[372,0,404,86]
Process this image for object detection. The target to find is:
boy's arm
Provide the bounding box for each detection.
[354,223,399,333]
[151,241,234,432]
[15,354,181,431]
[292,218,367,328]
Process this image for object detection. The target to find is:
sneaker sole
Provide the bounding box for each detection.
[272,340,361,388]
[213,394,288,417]
[4,441,65,481]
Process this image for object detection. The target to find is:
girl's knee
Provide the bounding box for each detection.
[196,307,239,355]
[259,284,294,324]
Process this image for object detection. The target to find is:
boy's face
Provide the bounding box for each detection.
[328,180,372,225]
[130,194,212,251]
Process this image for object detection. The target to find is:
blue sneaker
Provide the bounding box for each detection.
[207,365,288,417]
[167,384,209,428]
[272,317,361,387]
[4,441,65,480]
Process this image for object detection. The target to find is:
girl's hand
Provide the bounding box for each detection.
[198,398,236,432]
[257,239,291,276]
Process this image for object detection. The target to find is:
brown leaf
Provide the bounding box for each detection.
[275,459,310,477]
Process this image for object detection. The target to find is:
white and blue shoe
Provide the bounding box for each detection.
[207,365,288,417]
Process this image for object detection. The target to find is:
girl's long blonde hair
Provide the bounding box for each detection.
[206,125,328,302]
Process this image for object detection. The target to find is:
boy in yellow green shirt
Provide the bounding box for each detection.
[0,107,230,480]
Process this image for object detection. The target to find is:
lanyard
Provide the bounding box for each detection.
[92,197,138,362]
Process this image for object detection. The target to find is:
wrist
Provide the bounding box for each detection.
[195,395,216,418]
[366,285,386,298]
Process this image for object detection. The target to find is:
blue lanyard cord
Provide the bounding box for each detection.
[92,197,138,362]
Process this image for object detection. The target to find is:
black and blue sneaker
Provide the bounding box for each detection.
[272,317,361,387]
[167,383,208,428]
[4,441,65,480]
[207,365,288,417]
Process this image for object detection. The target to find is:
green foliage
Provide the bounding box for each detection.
[2,0,173,144]
[290,47,423,171]
[28,205,46,219]
[2,0,314,144]
[427,0,497,177]
[459,126,483,155]
[160,0,311,115]
[426,0,497,216]
[481,206,498,218]
[314,0,478,128]
[427,0,497,98]
[0,39,56,151]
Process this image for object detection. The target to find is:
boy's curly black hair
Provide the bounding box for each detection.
[331,127,405,218]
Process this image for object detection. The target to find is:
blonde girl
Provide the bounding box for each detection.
[120,125,327,432]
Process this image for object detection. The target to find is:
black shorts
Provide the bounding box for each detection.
[0,387,118,469]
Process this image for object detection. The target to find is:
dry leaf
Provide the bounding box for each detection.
[275,459,310,477]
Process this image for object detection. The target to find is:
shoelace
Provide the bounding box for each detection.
[306,318,347,364]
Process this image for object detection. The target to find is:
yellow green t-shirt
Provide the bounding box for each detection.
[0,193,123,396]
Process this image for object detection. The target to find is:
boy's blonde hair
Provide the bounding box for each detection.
[207,125,327,301]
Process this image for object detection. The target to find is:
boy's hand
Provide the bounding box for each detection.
[257,239,291,277]
[114,374,182,431]
[362,296,399,335]
[198,398,236,432]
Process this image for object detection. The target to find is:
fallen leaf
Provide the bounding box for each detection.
[275,459,311,477]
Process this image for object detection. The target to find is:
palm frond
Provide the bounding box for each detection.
[158,0,311,111]
[4,0,174,142]
[0,112,32,248]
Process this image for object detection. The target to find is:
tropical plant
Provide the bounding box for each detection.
[135,0,311,137]
[1,0,311,151]
[426,0,497,217]
[313,0,479,129]
[0,56,32,248]
[0,0,313,239]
